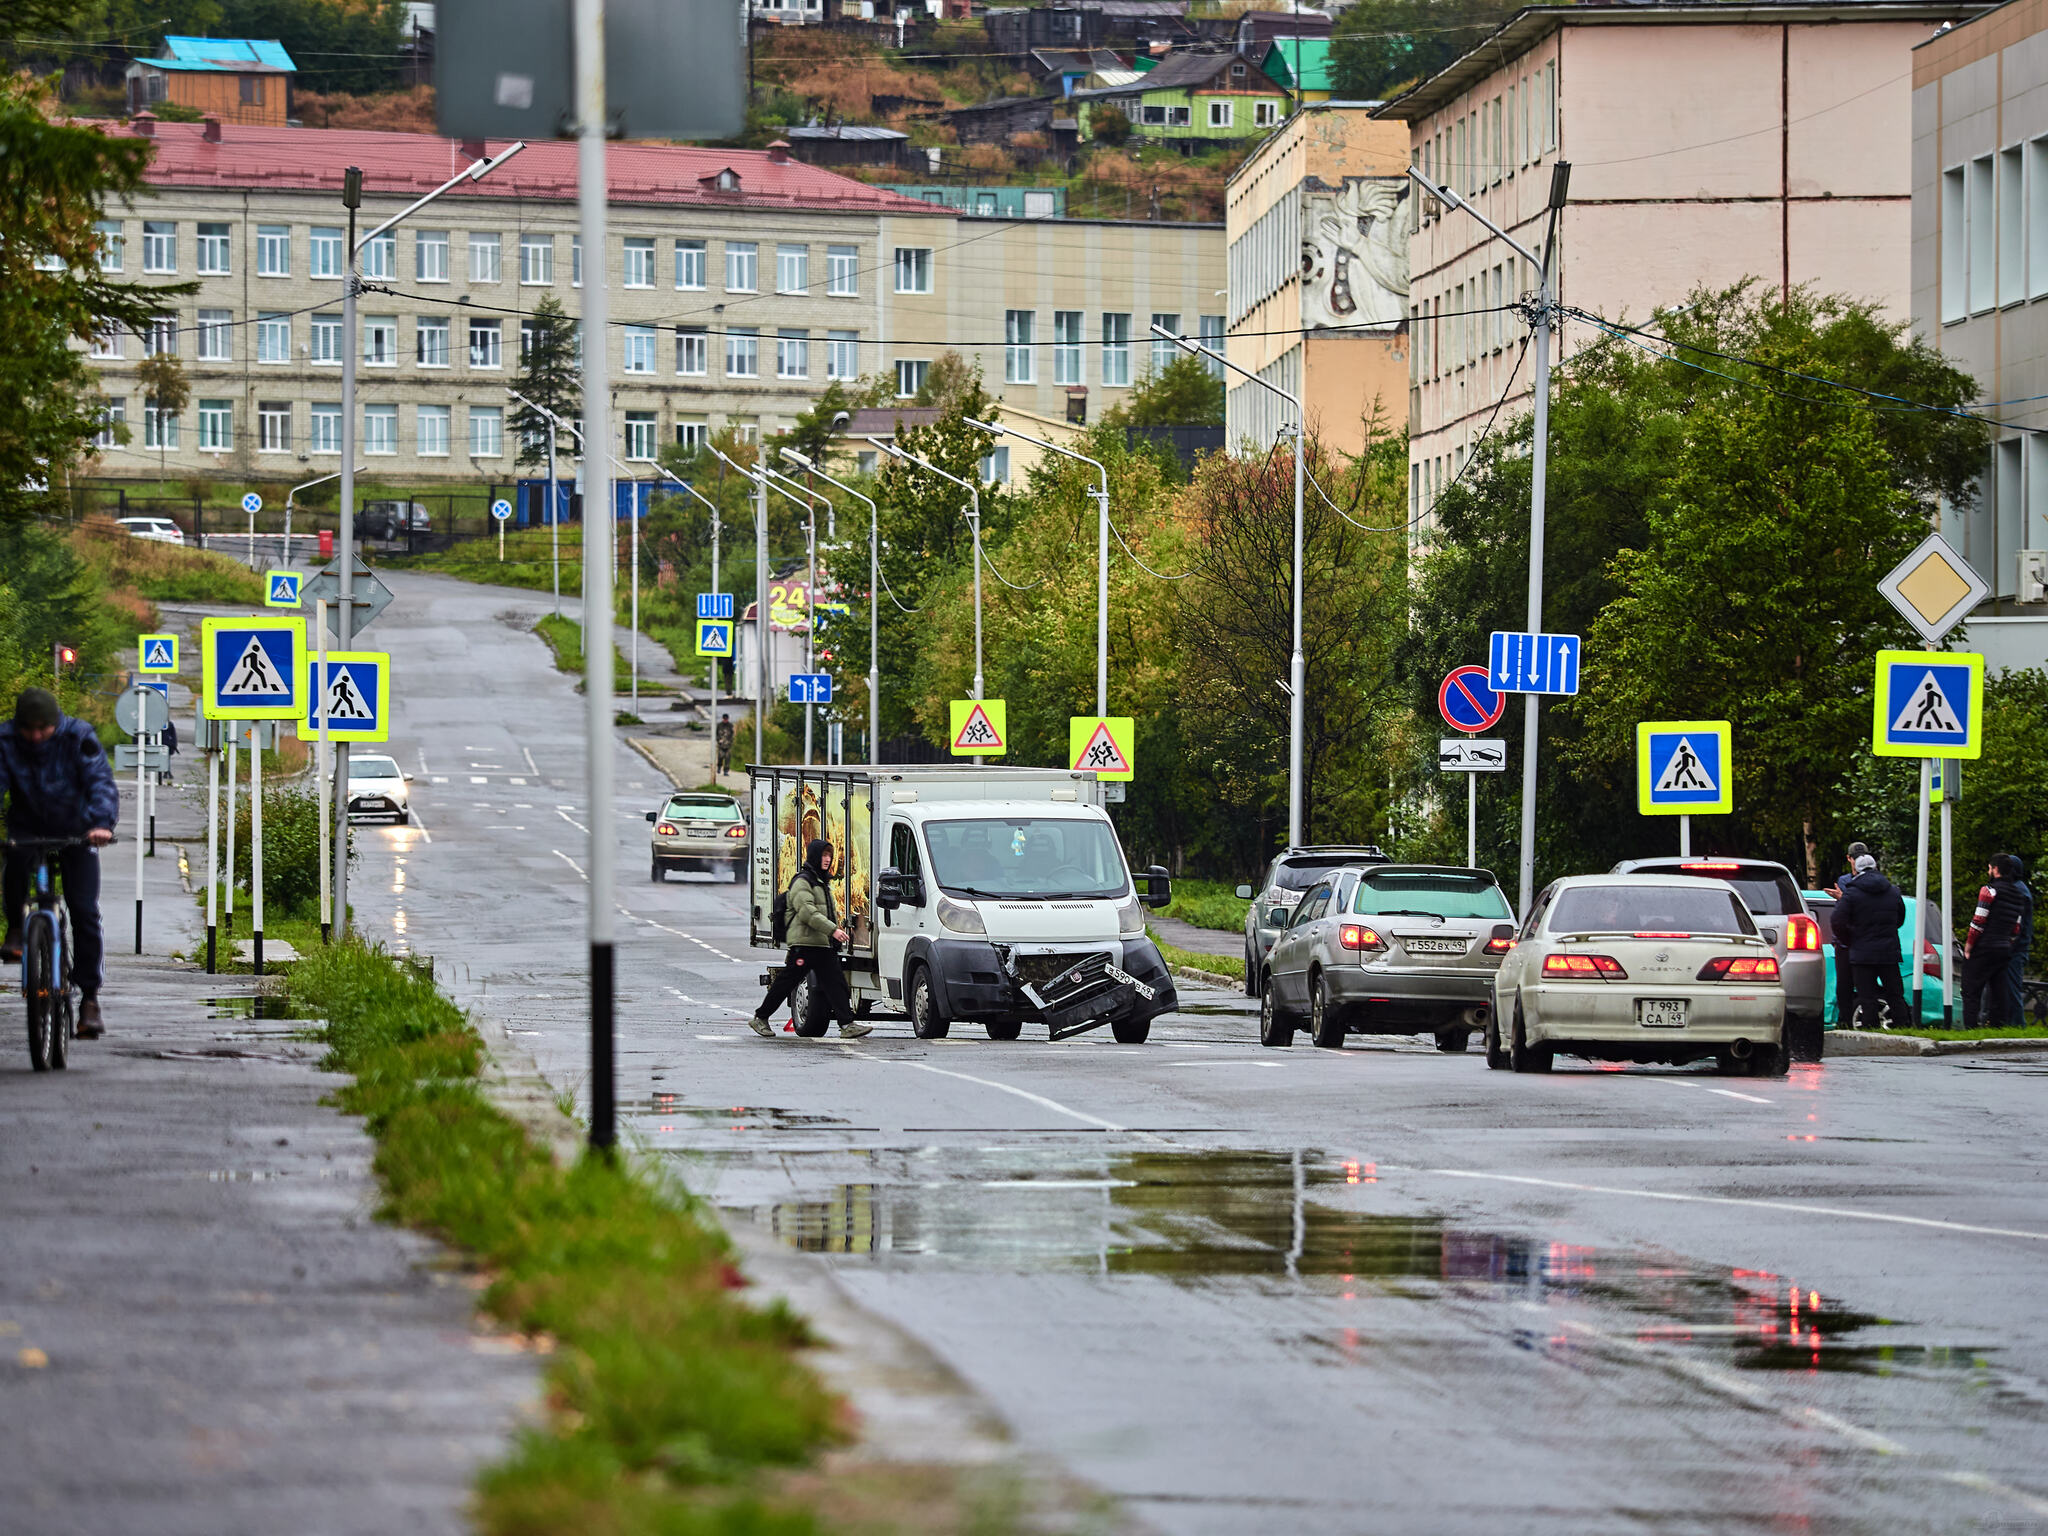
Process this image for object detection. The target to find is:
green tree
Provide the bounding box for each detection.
[1101,352,1225,430]
[1329,0,1523,103]
[134,351,188,477]
[510,296,580,470]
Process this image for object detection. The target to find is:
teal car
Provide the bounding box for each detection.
[1803,891,1958,1028]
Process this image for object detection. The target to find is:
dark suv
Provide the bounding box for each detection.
[1238,845,1390,997]
[358,500,431,540]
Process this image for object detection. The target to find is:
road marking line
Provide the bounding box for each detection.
[843,1052,1126,1131]
[666,986,751,1016]
[402,803,433,844]
[510,776,527,785]
[1705,1087,1772,1103]
[1167,1060,1282,1068]
[523,746,541,776]
[470,775,488,784]
[552,848,587,881]
[556,808,589,834]
[638,915,745,963]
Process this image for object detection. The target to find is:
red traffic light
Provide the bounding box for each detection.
[57,647,77,664]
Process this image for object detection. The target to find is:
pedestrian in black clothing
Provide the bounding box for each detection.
[2003,854,2036,1025]
[1835,853,1908,1030]
[1963,855,2031,1028]
[1829,842,1869,1024]
[748,838,871,1039]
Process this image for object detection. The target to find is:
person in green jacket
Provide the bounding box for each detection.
[749,838,871,1038]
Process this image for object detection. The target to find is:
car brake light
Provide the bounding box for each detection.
[1543,953,1628,978]
[1697,955,1781,980]
[1484,935,1514,955]
[1785,915,1821,952]
[656,822,678,835]
[1922,940,1943,978]
[725,824,747,839]
[1680,862,1742,872]
[1634,932,1690,938]
[1339,924,1387,953]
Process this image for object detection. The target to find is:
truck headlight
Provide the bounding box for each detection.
[936,895,985,935]
[1117,897,1144,934]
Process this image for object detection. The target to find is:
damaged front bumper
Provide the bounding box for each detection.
[930,938,1179,1039]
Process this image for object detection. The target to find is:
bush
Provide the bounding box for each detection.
[232,784,349,920]
[1091,105,1131,146]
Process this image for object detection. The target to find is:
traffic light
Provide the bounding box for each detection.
[57,647,77,665]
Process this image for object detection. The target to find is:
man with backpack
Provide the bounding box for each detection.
[1963,853,2032,1028]
[748,838,871,1039]
[1834,853,1907,1031]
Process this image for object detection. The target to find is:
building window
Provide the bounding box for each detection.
[1255,100,1279,127]
[469,317,502,369]
[417,403,450,457]
[416,229,449,283]
[732,420,758,445]
[519,233,553,285]
[470,232,501,283]
[364,315,398,367]
[826,330,858,380]
[256,312,291,363]
[980,445,1010,485]
[88,325,123,360]
[571,235,582,286]
[310,314,342,365]
[894,247,932,293]
[144,398,178,450]
[239,72,263,104]
[624,411,657,460]
[1101,312,1131,386]
[776,243,809,294]
[1199,314,1225,377]
[416,316,450,367]
[2032,138,2048,300]
[1053,310,1083,384]
[2000,145,2026,309]
[310,226,342,279]
[1941,165,1967,323]
[623,323,657,373]
[827,244,859,296]
[1150,312,1180,373]
[470,405,504,457]
[143,316,178,358]
[309,402,341,454]
[777,330,808,379]
[197,309,233,362]
[676,239,706,289]
[196,222,231,275]
[675,420,708,452]
[142,221,176,273]
[677,327,708,375]
[256,224,289,277]
[363,403,397,455]
[1208,100,1233,129]
[95,220,124,272]
[258,402,290,453]
[623,237,655,288]
[726,327,759,377]
[1005,310,1035,383]
[95,400,124,451]
[361,231,395,280]
[726,242,758,292]
[1969,154,1996,316]
[895,358,927,397]
[197,399,232,452]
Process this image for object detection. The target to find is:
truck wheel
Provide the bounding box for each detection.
[1510,1008,1552,1074]
[1485,1014,1511,1070]
[1110,1017,1151,1044]
[1244,943,1260,998]
[649,856,664,884]
[909,966,950,1040]
[1310,973,1345,1049]
[1259,984,1294,1048]
[791,973,828,1038]
[1435,1030,1471,1053]
[984,1019,1022,1041]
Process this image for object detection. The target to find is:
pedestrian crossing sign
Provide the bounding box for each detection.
[1069,716,1135,782]
[264,569,303,608]
[1873,649,1984,758]
[695,618,734,658]
[296,652,391,743]
[1637,721,1733,815]
[137,633,179,674]
[949,699,1007,756]
[200,617,305,720]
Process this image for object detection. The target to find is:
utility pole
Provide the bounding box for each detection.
[779,450,877,761]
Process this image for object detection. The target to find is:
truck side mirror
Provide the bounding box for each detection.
[1234,884,1253,900]
[1138,864,1172,910]
[877,866,922,911]
[645,811,657,823]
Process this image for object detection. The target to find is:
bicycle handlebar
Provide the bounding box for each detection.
[2,835,113,851]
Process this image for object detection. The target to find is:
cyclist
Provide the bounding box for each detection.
[0,688,118,1038]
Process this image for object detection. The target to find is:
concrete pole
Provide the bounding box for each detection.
[132,687,145,954]
[226,734,237,918]
[755,459,768,767]
[549,429,561,617]
[1913,756,1931,1023]
[1288,421,1304,847]
[1517,284,1553,919]
[205,735,218,973]
[251,725,264,976]
[316,599,332,943]
[1941,762,1956,1027]
[335,208,357,942]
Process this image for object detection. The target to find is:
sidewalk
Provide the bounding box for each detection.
[0,787,536,1535]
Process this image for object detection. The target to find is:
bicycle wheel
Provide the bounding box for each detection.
[50,910,72,1069]
[23,915,55,1072]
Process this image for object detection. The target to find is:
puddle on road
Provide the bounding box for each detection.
[205,995,302,1020]
[642,1093,855,1130]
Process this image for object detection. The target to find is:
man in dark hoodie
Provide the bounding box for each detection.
[1834,852,1907,1031]
[2003,854,2036,1026]
[0,688,119,1038]
[748,838,872,1040]
[1963,854,2031,1029]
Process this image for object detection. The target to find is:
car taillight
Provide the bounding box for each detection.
[1697,955,1781,980]
[1339,924,1387,952]
[725,825,747,839]
[1484,935,1514,955]
[656,822,678,835]
[1923,940,1943,978]
[1543,953,1627,978]
[1680,862,1742,872]
[1785,915,1820,952]
[1635,932,1690,939]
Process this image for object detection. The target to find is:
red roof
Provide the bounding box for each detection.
[105,119,945,216]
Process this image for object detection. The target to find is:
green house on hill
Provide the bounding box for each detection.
[1258,38,1333,104]
[1075,50,1291,144]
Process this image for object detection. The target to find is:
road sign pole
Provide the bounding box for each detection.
[1913,757,1931,1022]
[336,179,358,946]
[1680,814,1690,859]
[1467,771,1477,870]
[499,508,505,563]
[205,737,218,973]
[710,501,721,777]
[225,734,237,919]
[132,686,145,954]
[549,432,561,617]
[252,725,264,977]
[316,600,331,943]
[1940,765,1956,1027]
[804,505,816,767]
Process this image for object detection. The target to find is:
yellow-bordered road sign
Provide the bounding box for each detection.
[137,633,179,674]
[297,652,392,743]
[1873,649,1984,759]
[200,616,304,720]
[1637,721,1733,816]
[1069,716,1135,781]
[949,699,1007,756]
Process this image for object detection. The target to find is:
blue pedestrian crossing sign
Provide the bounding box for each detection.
[137,633,179,674]
[264,569,303,608]
[297,651,391,743]
[789,672,832,704]
[1489,630,1582,696]
[1873,649,1984,759]
[695,619,734,658]
[200,616,304,720]
[697,592,734,620]
[1638,721,1733,815]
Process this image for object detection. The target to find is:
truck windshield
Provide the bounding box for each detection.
[924,817,1129,899]
[1352,871,1511,920]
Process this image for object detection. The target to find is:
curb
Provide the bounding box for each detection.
[626,735,682,789]
[1827,1029,2048,1057]
[1170,963,1242,990]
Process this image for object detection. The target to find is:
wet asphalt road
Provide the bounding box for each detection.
[358,571,2048,1534]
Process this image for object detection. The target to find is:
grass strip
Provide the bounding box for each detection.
[286,939,844,1535]
[1159,878,1250,934]
[1149,930,1244,982]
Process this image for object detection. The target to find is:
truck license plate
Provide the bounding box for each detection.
[1637,999,1688,1028]
[1105,964,1155,1001]
[1405,937,1466,955]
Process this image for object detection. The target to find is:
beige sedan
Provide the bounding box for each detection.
[646,792,749,882]
[1488,874,1787,1076]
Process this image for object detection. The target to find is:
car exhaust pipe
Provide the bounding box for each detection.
[1729,1037,1754,1062]
[1461,1006,1489,1027]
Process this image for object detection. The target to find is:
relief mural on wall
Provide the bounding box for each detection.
[1300,176,1410,332]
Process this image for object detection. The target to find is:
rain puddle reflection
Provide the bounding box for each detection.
[206,995,302,1020]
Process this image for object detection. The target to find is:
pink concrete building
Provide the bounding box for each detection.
[1377,1,1987,538]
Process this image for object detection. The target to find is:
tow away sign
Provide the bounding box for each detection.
[1439,739,1507,772]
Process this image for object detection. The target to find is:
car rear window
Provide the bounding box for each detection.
[1353,871,1511,920]
[666,798,742,822]
[1549,885,1756,936]
[1272,856,1370,891]
[1630,862,1802,916]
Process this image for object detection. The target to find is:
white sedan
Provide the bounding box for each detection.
[345,753,412,824]
[1488,874,1786,1076]
[116,515,185,546]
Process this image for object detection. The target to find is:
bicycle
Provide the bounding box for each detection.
[7,835,91,1072]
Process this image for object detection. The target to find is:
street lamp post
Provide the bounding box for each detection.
[756,468,824,763]
[867,436,983,700]
[335,140,525,940]
[1150,323,1303,848]
[646,462,725,761]
[508,388,569,614]
[707,444,771,767]
[780,449,878,760]
[283,467,360,561]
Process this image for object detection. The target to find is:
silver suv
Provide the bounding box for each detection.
[1238,845,1389,997]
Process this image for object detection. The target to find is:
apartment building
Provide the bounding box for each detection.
[1378,0,1989,538]
[81,117,1224,484]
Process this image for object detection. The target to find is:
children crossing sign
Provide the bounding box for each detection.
[201,617,305,720]
[949,699,1007,756]
[137,634,179,674]
[1069,716,1135,781]
[264,569,303,607]
[297,652,391,743]
[695,618,734,657]
[1637,721,1733,815]
[1873,649,1984,758]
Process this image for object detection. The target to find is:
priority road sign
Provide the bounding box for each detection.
[950,699,1007,756]
[695,619,734,658]
[491,499,513,522]
[1488,631,1581,696]
[1878,534,1988,646]
[137,633,179,674]
[303,555,395,636]
[200,616,305,720]
[788,672,832,704]
[1873,649,1984,758]
[1439,738,1507,772]
[1439,666,1506,733]
[1069,716,1135,781]
[241,492,263,514]
[264,569,303,608]
[697,592,735,620]
[1638,721,1733,815]
[297,652,391,743]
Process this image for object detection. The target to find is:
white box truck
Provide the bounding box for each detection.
[748,764,1177,1042]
